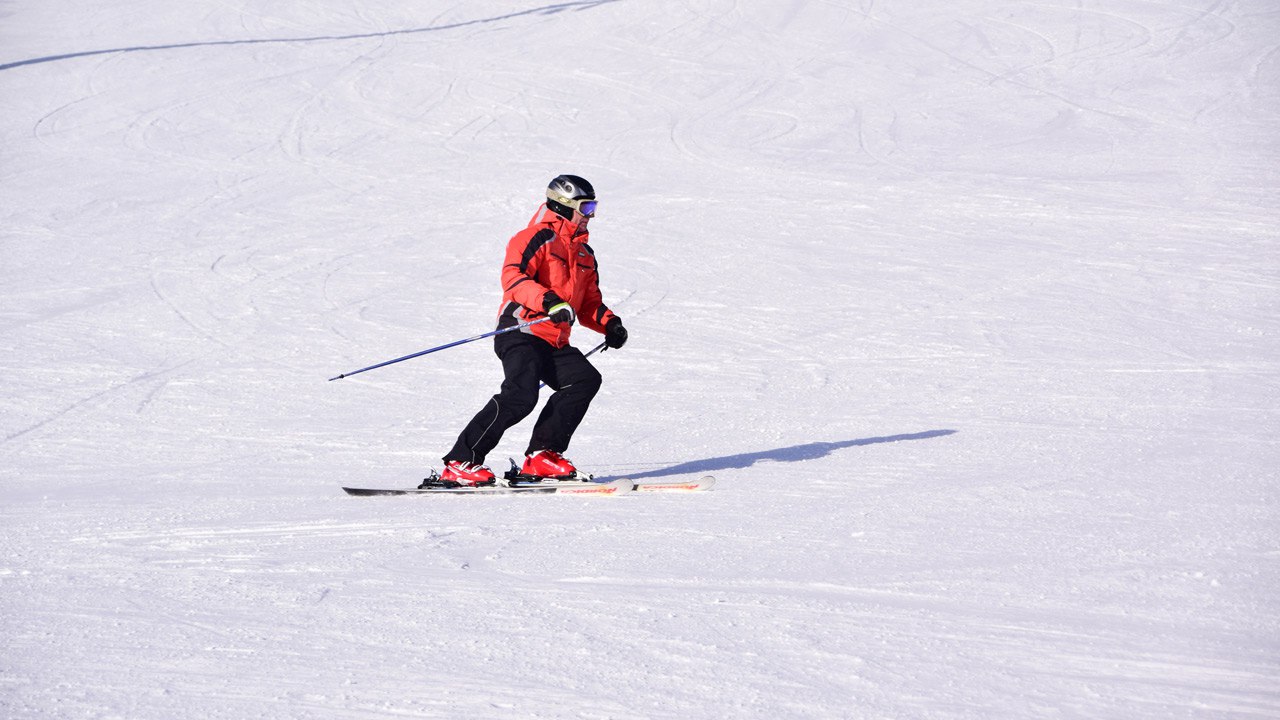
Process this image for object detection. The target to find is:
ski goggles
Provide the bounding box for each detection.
[564,197,598,216]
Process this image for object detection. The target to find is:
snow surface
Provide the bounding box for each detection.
[2,1,1278,717]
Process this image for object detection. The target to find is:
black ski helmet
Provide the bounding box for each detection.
[546,174,596,220]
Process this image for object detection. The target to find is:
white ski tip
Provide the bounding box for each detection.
[633,475,716,492]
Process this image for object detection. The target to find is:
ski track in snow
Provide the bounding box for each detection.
[2,0,1278,718]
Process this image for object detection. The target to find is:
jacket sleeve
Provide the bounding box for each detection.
[501,228,555,314]
[578,248,616,334]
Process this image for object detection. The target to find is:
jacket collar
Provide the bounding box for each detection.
[530,203,589,243]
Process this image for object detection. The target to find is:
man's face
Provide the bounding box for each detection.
[573,200,595,235]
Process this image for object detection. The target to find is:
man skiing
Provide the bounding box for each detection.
[433,174,628,487]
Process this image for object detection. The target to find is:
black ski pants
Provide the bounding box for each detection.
[444,331,602,465]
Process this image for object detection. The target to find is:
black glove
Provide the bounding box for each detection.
[605,317,628,349]
[543,292,576,325]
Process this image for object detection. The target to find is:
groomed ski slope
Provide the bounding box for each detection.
[2,1,1278,717]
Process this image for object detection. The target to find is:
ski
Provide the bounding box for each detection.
[499,459,714,493]
[342,478,634,497]
[343,458,716,496]
[633,475,716,493]
[341,475,716,497]
[508,477,716,492]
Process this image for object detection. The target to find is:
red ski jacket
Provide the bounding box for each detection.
[496,204,617,348]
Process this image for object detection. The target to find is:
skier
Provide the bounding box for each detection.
[433,175,628,487]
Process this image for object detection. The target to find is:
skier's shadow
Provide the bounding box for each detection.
[597,429,957,482]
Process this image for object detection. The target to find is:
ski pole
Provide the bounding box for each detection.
[329,317,551,381]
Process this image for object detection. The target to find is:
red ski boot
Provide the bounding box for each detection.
[521,449,577,479]
[437,460,497,487]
